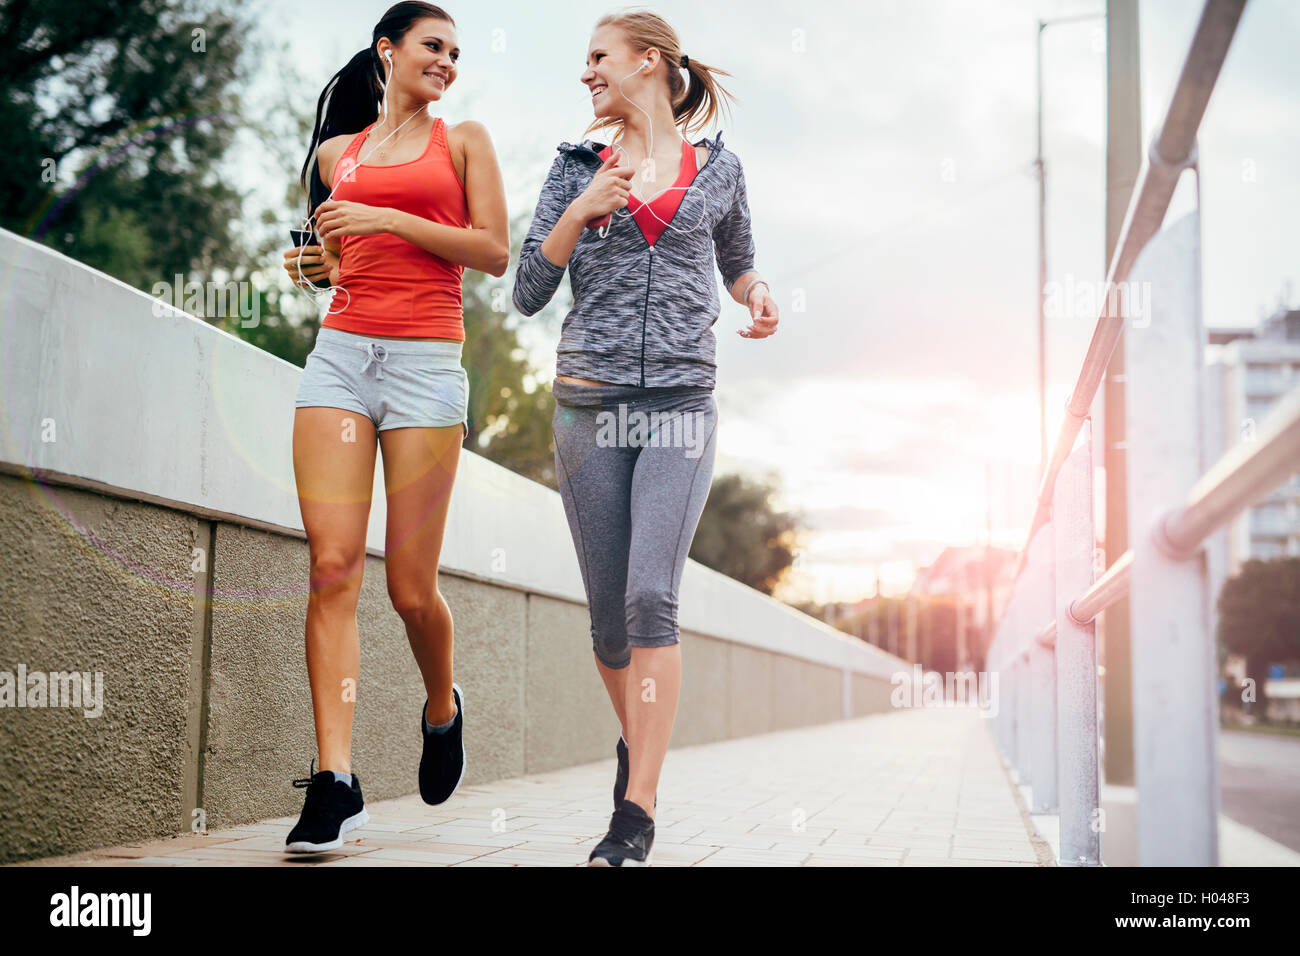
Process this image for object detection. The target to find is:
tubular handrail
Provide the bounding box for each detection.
[1007,387,1300,660]
[1008,0,1249,587]
[1072,549,1133,625]
[1162,384,1300,557]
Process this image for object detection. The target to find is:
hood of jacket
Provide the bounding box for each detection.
[556,129,727,168]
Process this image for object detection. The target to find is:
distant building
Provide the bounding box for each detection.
[826,546,1019,663]
[910,545,1020,667]
[1206,306,1300,573]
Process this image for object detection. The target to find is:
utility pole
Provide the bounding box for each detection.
[1103,0,1142,786]
[1037,10,1106,480]
[1036,20,1048,480]
[956,571,968,673]
[985,459,996,672]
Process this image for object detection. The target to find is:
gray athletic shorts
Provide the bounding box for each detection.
[294,326,469,438]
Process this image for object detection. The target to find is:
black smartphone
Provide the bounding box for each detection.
[288,228,332,288]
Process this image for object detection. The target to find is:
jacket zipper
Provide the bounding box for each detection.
[639,247,654,386]
[635,139,722,388]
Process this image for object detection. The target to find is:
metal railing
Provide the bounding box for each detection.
[984,0,1300,866]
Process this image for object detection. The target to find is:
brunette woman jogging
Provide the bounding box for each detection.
[279,1,508,853]
[513,10,779,866]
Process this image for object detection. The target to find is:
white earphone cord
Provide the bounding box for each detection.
[597,58,709,240]
[293,49,428,314]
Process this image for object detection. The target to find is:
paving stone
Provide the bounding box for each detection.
[360,846,477,865]
[17,708,1043,868]
[773,841,906,861]
[950,845,1038,863]
[803,855,902,867]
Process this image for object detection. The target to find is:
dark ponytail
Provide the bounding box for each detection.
[298,2,456,214]
[298,48,382,213]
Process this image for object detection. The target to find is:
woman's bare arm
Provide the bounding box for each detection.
[383,120,509,276]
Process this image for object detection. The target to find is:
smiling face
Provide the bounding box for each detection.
[380,16,459,102]
[581,24,654,121]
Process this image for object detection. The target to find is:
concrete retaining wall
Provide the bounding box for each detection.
[0,229,905,862]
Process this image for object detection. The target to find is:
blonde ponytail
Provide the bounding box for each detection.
[584,9,736,138]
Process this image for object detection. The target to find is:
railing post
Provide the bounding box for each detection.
[1053,435,1101,865]
[996,600,1013,765]
[1124,209,1219,866]
[999,619,1013,760]
[1002,622,1015,761]
[1014,587,1032,783]
[993,621,1013,764]
[1026,523,1058,812]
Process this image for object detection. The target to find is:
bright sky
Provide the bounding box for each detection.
[252,0,1300,604]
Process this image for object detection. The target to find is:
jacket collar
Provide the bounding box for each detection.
[559,129,725,166]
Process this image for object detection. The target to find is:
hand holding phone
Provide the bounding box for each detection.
[287,228,333,289]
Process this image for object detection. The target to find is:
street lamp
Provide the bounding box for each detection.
[1036,11,1106,480]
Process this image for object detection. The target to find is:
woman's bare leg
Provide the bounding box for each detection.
[378,424,463,725]
[622,644,681,819]
[292,407,378,774]
[595,655,630,737]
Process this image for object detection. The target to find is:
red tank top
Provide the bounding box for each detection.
[598,138,699,246]
[322,116,470,340]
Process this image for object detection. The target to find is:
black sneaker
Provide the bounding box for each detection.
[588,799,655,866]
[284,760,368,853]
[419,682,466,805]
[613,736,629,810]
[612,736,655,812]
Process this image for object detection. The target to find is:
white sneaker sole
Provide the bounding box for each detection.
[448,681,467,800]
[587,849,653,867]
[284,807,370,854]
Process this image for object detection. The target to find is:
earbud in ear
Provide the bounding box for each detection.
[638,59,651,72]
[385,50,393,62]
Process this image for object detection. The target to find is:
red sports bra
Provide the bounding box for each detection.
[598,138,699,246]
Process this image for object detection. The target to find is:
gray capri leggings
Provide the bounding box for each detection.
[551,379,719,669]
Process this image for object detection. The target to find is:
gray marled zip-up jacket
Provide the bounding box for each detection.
[512,130,756,388]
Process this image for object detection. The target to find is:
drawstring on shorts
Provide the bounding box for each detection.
[360,341,389,380]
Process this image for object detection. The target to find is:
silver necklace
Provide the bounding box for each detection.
[366,112,428,161]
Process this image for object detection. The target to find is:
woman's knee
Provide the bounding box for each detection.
[593,629,632,670]
[307,548,366,600]
[625,587,679,645]
[388,577,448,625]
[589,599,632,669]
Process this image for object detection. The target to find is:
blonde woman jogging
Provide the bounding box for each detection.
[513,10,778,865]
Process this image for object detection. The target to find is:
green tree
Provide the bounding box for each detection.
[689,472,800,594]
[1,0,265,293]
[459,211,562,486]
[1217,556,1300,719]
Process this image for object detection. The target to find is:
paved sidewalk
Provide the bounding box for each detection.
[19,706,1049,867]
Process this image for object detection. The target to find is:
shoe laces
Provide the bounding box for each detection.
[292,758,320,789]
[607,805,647,846]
